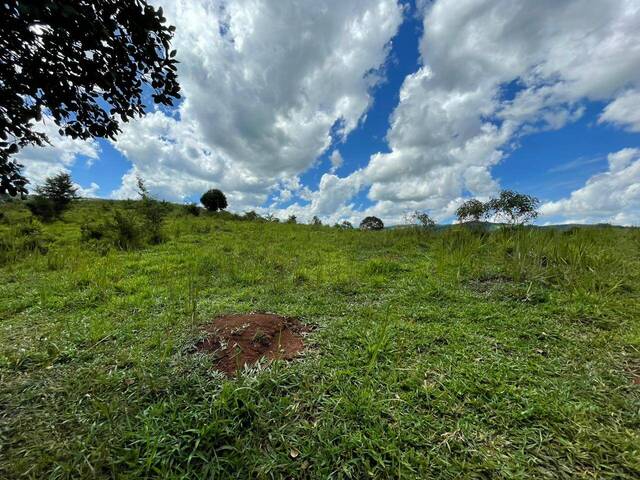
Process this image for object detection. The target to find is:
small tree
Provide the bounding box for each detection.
[285,215,297,224]
[200,189,228,212]
[184,203,201,216]
[360,216,384,231]
[36,172,77,207]
[29,172,77,219]
[456,199,487,223]
[405,210,436,229]
[136,176,168,244]
[487,190,540,226]
[311,215,322,226]
[337,220,353,229]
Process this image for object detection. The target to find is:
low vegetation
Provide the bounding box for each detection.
[0,198,639,478]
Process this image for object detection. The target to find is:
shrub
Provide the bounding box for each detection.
[136,176,169,244]
[243,210,262,221]
[80,220,109,242]
[336,220,353,229]
[0,218,49,263]
[184,203,201,216]
[200,189,228,212]
[26,195,57,222]
[111,211,144,250]
[360,216,384,231]
[81,211,144,251]
[140,199,169,244]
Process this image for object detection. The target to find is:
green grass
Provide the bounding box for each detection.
[1,199,639,479]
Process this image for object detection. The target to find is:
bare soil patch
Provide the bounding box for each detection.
[195,313,310,376]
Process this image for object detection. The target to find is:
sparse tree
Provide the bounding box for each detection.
[136,176,168,244]
[1,0,181,196]
[337,220,353,229]
[285,215,297,224]
[264,213,280,223]
[311,215,322,226]
[405,210,436,229]
[456,199,487,223]
[487,190,540,226]
[360,216,384,231]
[200,189,228,212]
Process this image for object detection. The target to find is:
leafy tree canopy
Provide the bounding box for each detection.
[36,172,77,206]
[200,189,228,212]
[360,216,384,231]
[488,190,540,225]
[1,0,181,196]
[456,199,487,223]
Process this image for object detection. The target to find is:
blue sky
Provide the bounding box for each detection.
[18,0,640,225]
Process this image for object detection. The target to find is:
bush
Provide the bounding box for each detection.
[200,189,228,212]
[243,211,262,221]
[26,195,57,222]
[139,198,169,244]
[111,211,144,250]
[80,211,144,251]
[336,220,354,229]
[184,203,201,216]
[360,216,384,231]
[0,218,49,264]
[286,215,297,224]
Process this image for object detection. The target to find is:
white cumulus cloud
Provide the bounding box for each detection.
[110,0,404,210]
[352,0,640,224]
[541,148,640,225]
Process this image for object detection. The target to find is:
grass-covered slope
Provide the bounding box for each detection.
[1,200,639,478]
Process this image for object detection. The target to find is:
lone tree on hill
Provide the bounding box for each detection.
[487,190,540,225]
[27,171,77,220]
[0,0,181,196]
[200,189,228,212]
[360,216,384,231]
[456,199,487,223]
[36,172,78,209]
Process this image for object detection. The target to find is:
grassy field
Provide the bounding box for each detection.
[1,200,639,479]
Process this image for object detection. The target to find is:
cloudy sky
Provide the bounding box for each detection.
[17,0,640,225]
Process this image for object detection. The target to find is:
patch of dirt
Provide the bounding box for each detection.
[195,313,311,376]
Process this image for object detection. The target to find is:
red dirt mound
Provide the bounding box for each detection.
[195,313,310,376]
